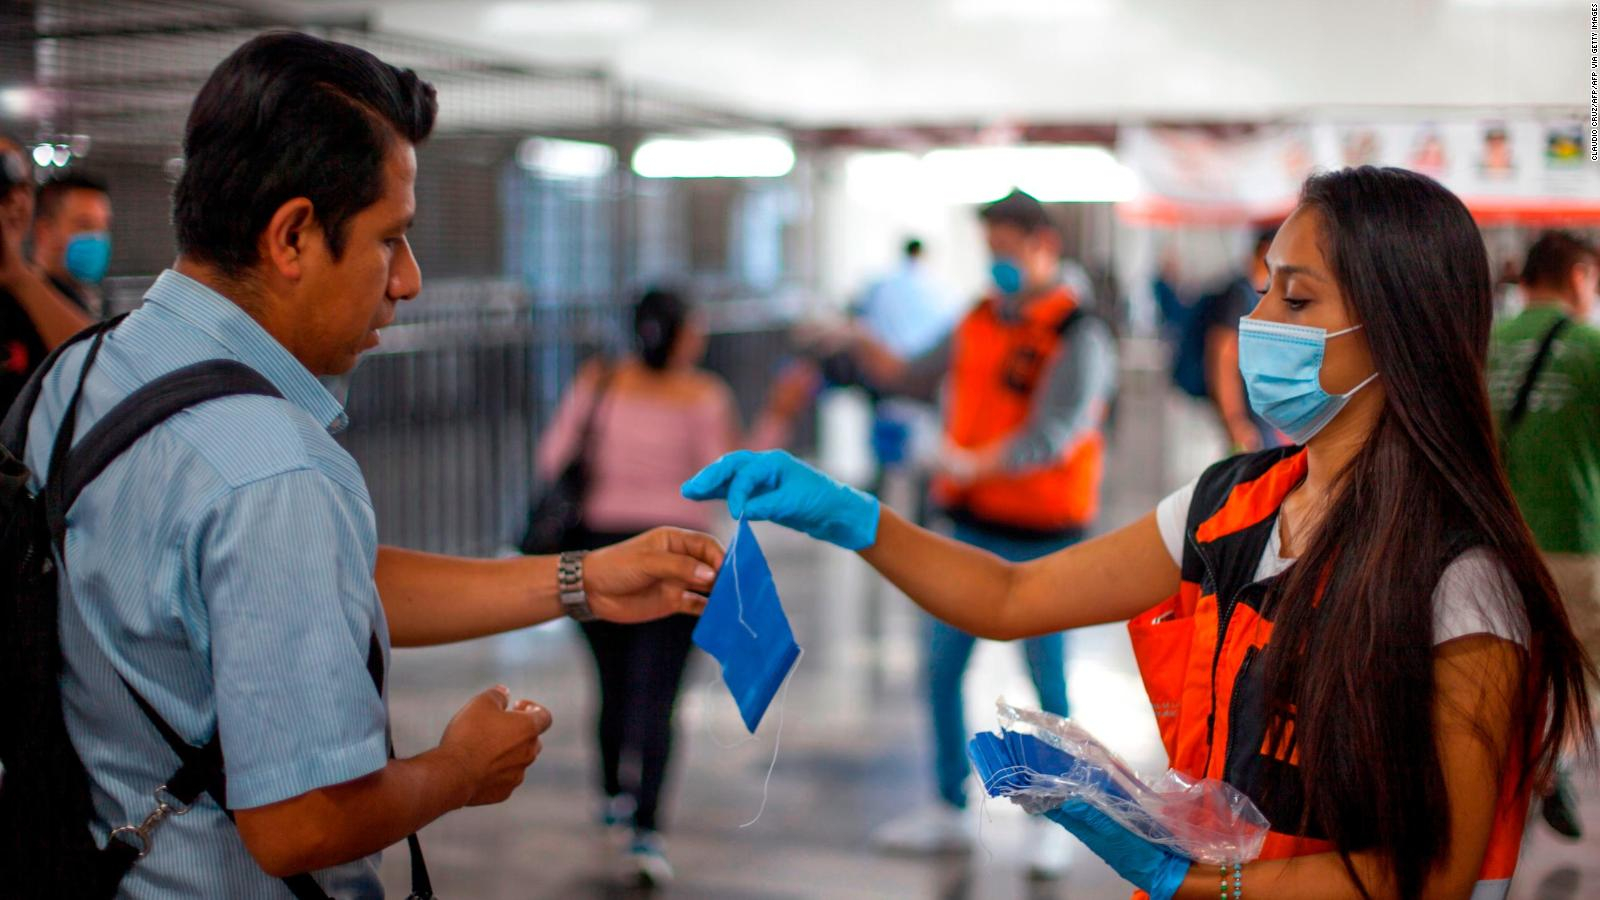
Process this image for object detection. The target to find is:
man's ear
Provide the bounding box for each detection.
[259,197,319,282]
[1571,262,1598,302]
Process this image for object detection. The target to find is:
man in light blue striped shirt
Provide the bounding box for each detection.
[21,33,721,898]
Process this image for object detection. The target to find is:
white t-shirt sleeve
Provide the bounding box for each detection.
[1154,478,1198,568]
[1431,547,1530,647]
[1153,479,1526,648]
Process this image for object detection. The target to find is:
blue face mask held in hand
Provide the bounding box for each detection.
[692,519,801,733]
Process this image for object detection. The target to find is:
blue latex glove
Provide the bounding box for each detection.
[1043,799,1191,900]
[681,450,881,551]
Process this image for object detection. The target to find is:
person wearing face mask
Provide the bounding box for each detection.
[842,189,1118,877]
[31,171,113,315]
[0,137,93,414]
[683,167,1596,899]
[1487,229,1600,841]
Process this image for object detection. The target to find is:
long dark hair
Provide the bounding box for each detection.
[634,288,691,370]
[1257,167,1595,898]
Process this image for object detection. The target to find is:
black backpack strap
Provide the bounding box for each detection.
[44,360,280,550]
[116,676,332,900]
[116,633,432,899]
[1505,316,1571,436]
[364,632,436,900]
[45,355,434,897]
[0,314,126,458]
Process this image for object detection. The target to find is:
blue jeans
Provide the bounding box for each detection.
[928,521,1079,809]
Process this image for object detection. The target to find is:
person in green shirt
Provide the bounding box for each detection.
[1489,228,1600,840]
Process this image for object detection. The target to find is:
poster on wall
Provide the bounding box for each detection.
[1119,115,1600,226]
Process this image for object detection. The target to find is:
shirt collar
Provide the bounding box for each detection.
[142,269,350,433]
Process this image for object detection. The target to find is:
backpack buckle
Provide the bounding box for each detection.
[109,784,191,858]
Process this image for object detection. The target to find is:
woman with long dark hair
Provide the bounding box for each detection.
[683,167,1596,899]
[536,288,815,886]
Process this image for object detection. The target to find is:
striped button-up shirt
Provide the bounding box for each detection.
[24,270,390,898]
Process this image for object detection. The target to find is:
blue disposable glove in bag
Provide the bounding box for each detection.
[682,450,880,551]
[968,699,1267,878]
[1045,800,1192,900]
[968,728,1190,900]
[692,519,801,732]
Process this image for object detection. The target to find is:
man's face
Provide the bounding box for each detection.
[34,188,112,280]
[283,143,420,376]
[984,221,1059,295]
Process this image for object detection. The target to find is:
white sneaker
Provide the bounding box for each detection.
[871,802,975,855]
[628,830,674,887]
[1025,816,1074,880]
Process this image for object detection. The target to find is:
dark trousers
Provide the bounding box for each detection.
[571,528,698,833]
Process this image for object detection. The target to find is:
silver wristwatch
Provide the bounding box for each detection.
[558,550,597,622]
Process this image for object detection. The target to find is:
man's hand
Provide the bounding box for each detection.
[438,685,552,806]
[237,685,553,876]
[0,191,30,289]
[584,526,724,623]
[0,184,91,347]
[936,440,1004,486]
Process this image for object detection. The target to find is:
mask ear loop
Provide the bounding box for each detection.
[1339,370,1380,398]
[1326,324,1378,398]
[729,520,759,640]
[737,645,803,829]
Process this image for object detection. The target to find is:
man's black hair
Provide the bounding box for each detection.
[173,31,438,276]
[904,238,924,258]
[978,188,1052,234]
[35,171,109,223]
[1521,230,1598,290]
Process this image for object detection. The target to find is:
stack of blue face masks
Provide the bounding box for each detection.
[692,519,801,733]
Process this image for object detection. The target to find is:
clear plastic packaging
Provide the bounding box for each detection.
[968,698,1269,865]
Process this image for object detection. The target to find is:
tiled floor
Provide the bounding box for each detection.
[376,373,1600,898]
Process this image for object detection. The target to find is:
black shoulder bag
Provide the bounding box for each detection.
[520,362,613,554]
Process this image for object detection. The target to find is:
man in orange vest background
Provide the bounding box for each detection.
[849,189,1118,877]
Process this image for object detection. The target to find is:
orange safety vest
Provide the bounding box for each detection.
[1125,448,1527,899]
[932,287,1104,533]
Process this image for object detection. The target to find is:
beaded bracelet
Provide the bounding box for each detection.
[1220,862,1242,898]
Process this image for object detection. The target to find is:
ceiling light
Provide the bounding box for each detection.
[0,86,36,118]
[517,137,615,178]
[632,134,795,179]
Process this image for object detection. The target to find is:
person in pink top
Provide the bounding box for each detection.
[535,288,815,886]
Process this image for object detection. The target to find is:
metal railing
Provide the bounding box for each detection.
[104,276,805,556]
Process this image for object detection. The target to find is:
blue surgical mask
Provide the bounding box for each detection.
[1238,318,1378,444]
[64,231,111,284]
[990,257,1024,296]
[692,519,801,733]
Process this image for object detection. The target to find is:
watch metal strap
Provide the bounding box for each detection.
[558,550,597,622]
